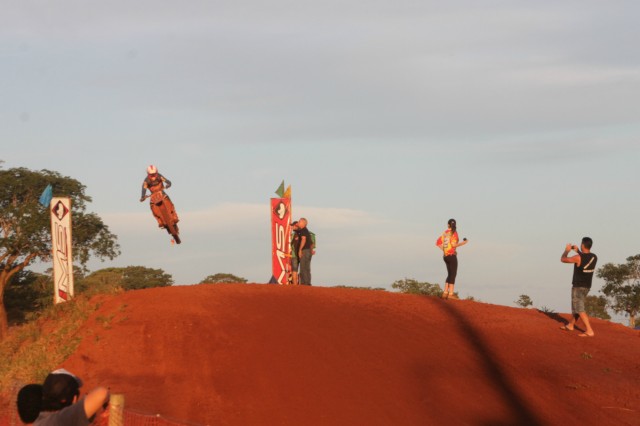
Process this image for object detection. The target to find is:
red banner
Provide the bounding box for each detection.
[271,198,292,285]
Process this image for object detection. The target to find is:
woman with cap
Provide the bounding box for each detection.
[17,368,110,425]
[436,218,468,299]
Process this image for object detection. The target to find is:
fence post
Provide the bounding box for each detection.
[108,394,125,426]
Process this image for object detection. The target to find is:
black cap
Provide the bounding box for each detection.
[17,384,43,423]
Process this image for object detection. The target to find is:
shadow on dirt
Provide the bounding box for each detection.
[536,309,567,325]
[434,300,544,426]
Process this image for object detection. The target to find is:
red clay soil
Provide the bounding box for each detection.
[47,285,640,425]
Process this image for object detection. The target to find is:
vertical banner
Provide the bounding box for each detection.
[50,197,74,303]
[270,197,292,285]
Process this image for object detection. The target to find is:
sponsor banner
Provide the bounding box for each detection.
[271,198,292,285]
[50,197,74,303]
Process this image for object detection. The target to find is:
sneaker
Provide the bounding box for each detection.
[440,292,449,300]
[448,293,459,300]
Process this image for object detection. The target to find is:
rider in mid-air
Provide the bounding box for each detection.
[140,165,179,228]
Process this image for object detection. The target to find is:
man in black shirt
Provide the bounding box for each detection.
[560,237,597,337]
[290,221,301,285]
[297,218,314,285]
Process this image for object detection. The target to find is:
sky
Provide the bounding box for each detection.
[1,1,639,320]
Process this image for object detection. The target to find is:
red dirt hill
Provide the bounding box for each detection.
[57,284,639,425]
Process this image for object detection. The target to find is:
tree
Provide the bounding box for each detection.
[514,294,533,308]
[0,167,120,338]
[332,285,386,291]
[584,295,611,320]
[5,270,53,324]
[200,273,247,284]
[597,255,640,328]
[121,266,173,290]
[78,266,173,294]
[391,278,443,296]
[76,267,124,295]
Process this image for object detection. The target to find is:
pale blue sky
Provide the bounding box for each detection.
[2,1,639,318]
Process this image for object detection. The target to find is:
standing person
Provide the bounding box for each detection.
[560,237,597,337]
[435,218,468,299]
[139,165,179,228]
[17,368,110,425]
[290,221,301,285]
[297,218,315,285]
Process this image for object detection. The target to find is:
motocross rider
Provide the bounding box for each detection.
[140,165,179,228]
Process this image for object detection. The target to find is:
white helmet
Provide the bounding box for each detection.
[147,165,158,175]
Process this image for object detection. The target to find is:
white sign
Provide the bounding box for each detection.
[50,197,74,303]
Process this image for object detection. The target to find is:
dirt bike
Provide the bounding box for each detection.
[143,191,181,245]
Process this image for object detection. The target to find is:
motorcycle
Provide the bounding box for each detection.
[143,191,181,244]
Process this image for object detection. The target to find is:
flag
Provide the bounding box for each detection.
[275,180,285,198]
[39,184,53,208]
[283,185,291,199]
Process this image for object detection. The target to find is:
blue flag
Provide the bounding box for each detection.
[39,184,53,208]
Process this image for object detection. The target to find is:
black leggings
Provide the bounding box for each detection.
[443,255,458,284]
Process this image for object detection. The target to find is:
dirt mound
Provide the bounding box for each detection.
[58,284,639,426]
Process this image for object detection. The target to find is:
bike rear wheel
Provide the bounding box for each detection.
[164,218,180,244]
[158,203,181,244]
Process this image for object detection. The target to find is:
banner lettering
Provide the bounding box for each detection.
[270,198,292,285]
[51,197,74,303]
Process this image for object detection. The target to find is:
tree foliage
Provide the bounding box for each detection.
[332,285,386,291]
[120,266,174,290]
[0,167,120,338]
[200,273,248,284]
[78,266,174,294]
[5,270,53,324]
[391,278,443,296]
[76,268,123,296]
[597,255,640,327]
[5,266,172,323]
[514,294,533,308]
[584,295,611,320]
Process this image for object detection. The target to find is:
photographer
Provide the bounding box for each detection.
[17,368,110,425]
[560,237,598,337]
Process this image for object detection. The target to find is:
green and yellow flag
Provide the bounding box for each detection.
[275,180,285,198]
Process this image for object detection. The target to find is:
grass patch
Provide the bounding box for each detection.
[96,313,115,329]
[0,295,99,396]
